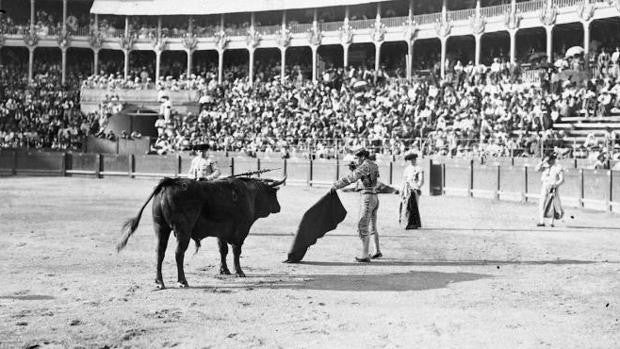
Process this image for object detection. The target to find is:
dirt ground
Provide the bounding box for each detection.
[0,176,619,349]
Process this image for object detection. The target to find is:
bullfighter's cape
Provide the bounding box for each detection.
[285,192,347,263]
[544,188,564,219]
[400,190,422,229]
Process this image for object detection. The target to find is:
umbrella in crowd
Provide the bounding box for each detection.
[565,46,585,58]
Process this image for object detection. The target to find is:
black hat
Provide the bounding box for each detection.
[354,148,370,158]
[192,144,210,151]
[404,153,418,161]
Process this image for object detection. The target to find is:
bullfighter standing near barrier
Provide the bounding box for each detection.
[188,144,221,180]
[400,152,424,229]
[536,153,565,227]
[330,148,381,262]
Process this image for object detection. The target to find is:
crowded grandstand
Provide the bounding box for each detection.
[1,0,620,167]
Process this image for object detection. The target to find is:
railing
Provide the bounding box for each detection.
[258,24,281,35]
[225,27,248,37]
[480,4,511,18]
[448,8,476,22]
[383,16,409,28]
[319,21,342,32]
[516,0,546,14]
[555,0,582,8]
[1,150,618,213]
[414,12,442,25]
[289,22,312,34]
[72,26,91,37]
[349,18,375,30]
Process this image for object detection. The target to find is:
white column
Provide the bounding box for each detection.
[545,25,553,63]
[249,48,254,84]
[186,50,192,77]
[155,51,161,82]
[583,21,590,60]
[217,49,223,84]
[407,41,413,79]
[30,0,35,33]
[343,44,349,68]
[281,11,287,82]
[311,46,317,83]
[408,0,414,19]
[374,43,381,72]
[93,49,99,75]
[474,34,481,66]
[440,38,447,79]
[125,16,129,37]
[123,50,129,79]
[509,29,517,64]
[61,48,67,85]
[28,47,34,82]
[280,47,286,82]
[62,0,67,32]
[157,16,162,38]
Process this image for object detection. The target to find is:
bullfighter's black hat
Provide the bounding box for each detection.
[192,143,210,151]
[404,152,418,161]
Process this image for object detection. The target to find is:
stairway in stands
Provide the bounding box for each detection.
[553,108,620,147]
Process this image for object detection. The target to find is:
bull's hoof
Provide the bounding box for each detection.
[219,268,231,275]
[155,280,166,290]
[235,271,246,278]
[177,280,189,288]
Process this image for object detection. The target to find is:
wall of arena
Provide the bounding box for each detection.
[1,150,618,213]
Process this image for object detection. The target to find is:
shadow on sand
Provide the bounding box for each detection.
[191,270,490,292]
[296,258,599,267]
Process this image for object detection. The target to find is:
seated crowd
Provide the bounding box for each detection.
[2,49,620,166]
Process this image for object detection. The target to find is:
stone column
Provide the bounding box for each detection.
[474,34,481,66]
[509,29,517,64]
[123,50,129,79]
[187,50,192,77]
[545,25,553,63]
[374,42,381,72]
[61,48,67,85]
[62,0,67,31]
[28,47,34,82]
[30,0,35,33]
[217,49,224,84]
[583,21,590,59]
[311,45,318,83]
[248,48,254,84]
[343,44,349,68]
[93,49,99,75]
[440,38,447,79]
[407,41,413,79]
[155,50,161,82]
[280,47,286,82]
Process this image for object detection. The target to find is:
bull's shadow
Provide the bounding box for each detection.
[191,270,490,292]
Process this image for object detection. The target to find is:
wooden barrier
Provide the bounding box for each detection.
[1,150,618,214]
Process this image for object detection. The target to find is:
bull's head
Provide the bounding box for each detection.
[255,176,286,216]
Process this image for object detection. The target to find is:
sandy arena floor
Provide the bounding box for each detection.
[0,176,619,348]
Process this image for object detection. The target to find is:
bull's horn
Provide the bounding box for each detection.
[269,176,287,187]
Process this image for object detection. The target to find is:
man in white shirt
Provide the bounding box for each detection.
[188,144,221,181]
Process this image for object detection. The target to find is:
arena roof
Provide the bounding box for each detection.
[91,0,392,16]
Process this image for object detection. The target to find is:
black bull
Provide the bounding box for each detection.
[116,176,285,288]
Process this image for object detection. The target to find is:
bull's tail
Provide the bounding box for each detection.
[116,177,182,252]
